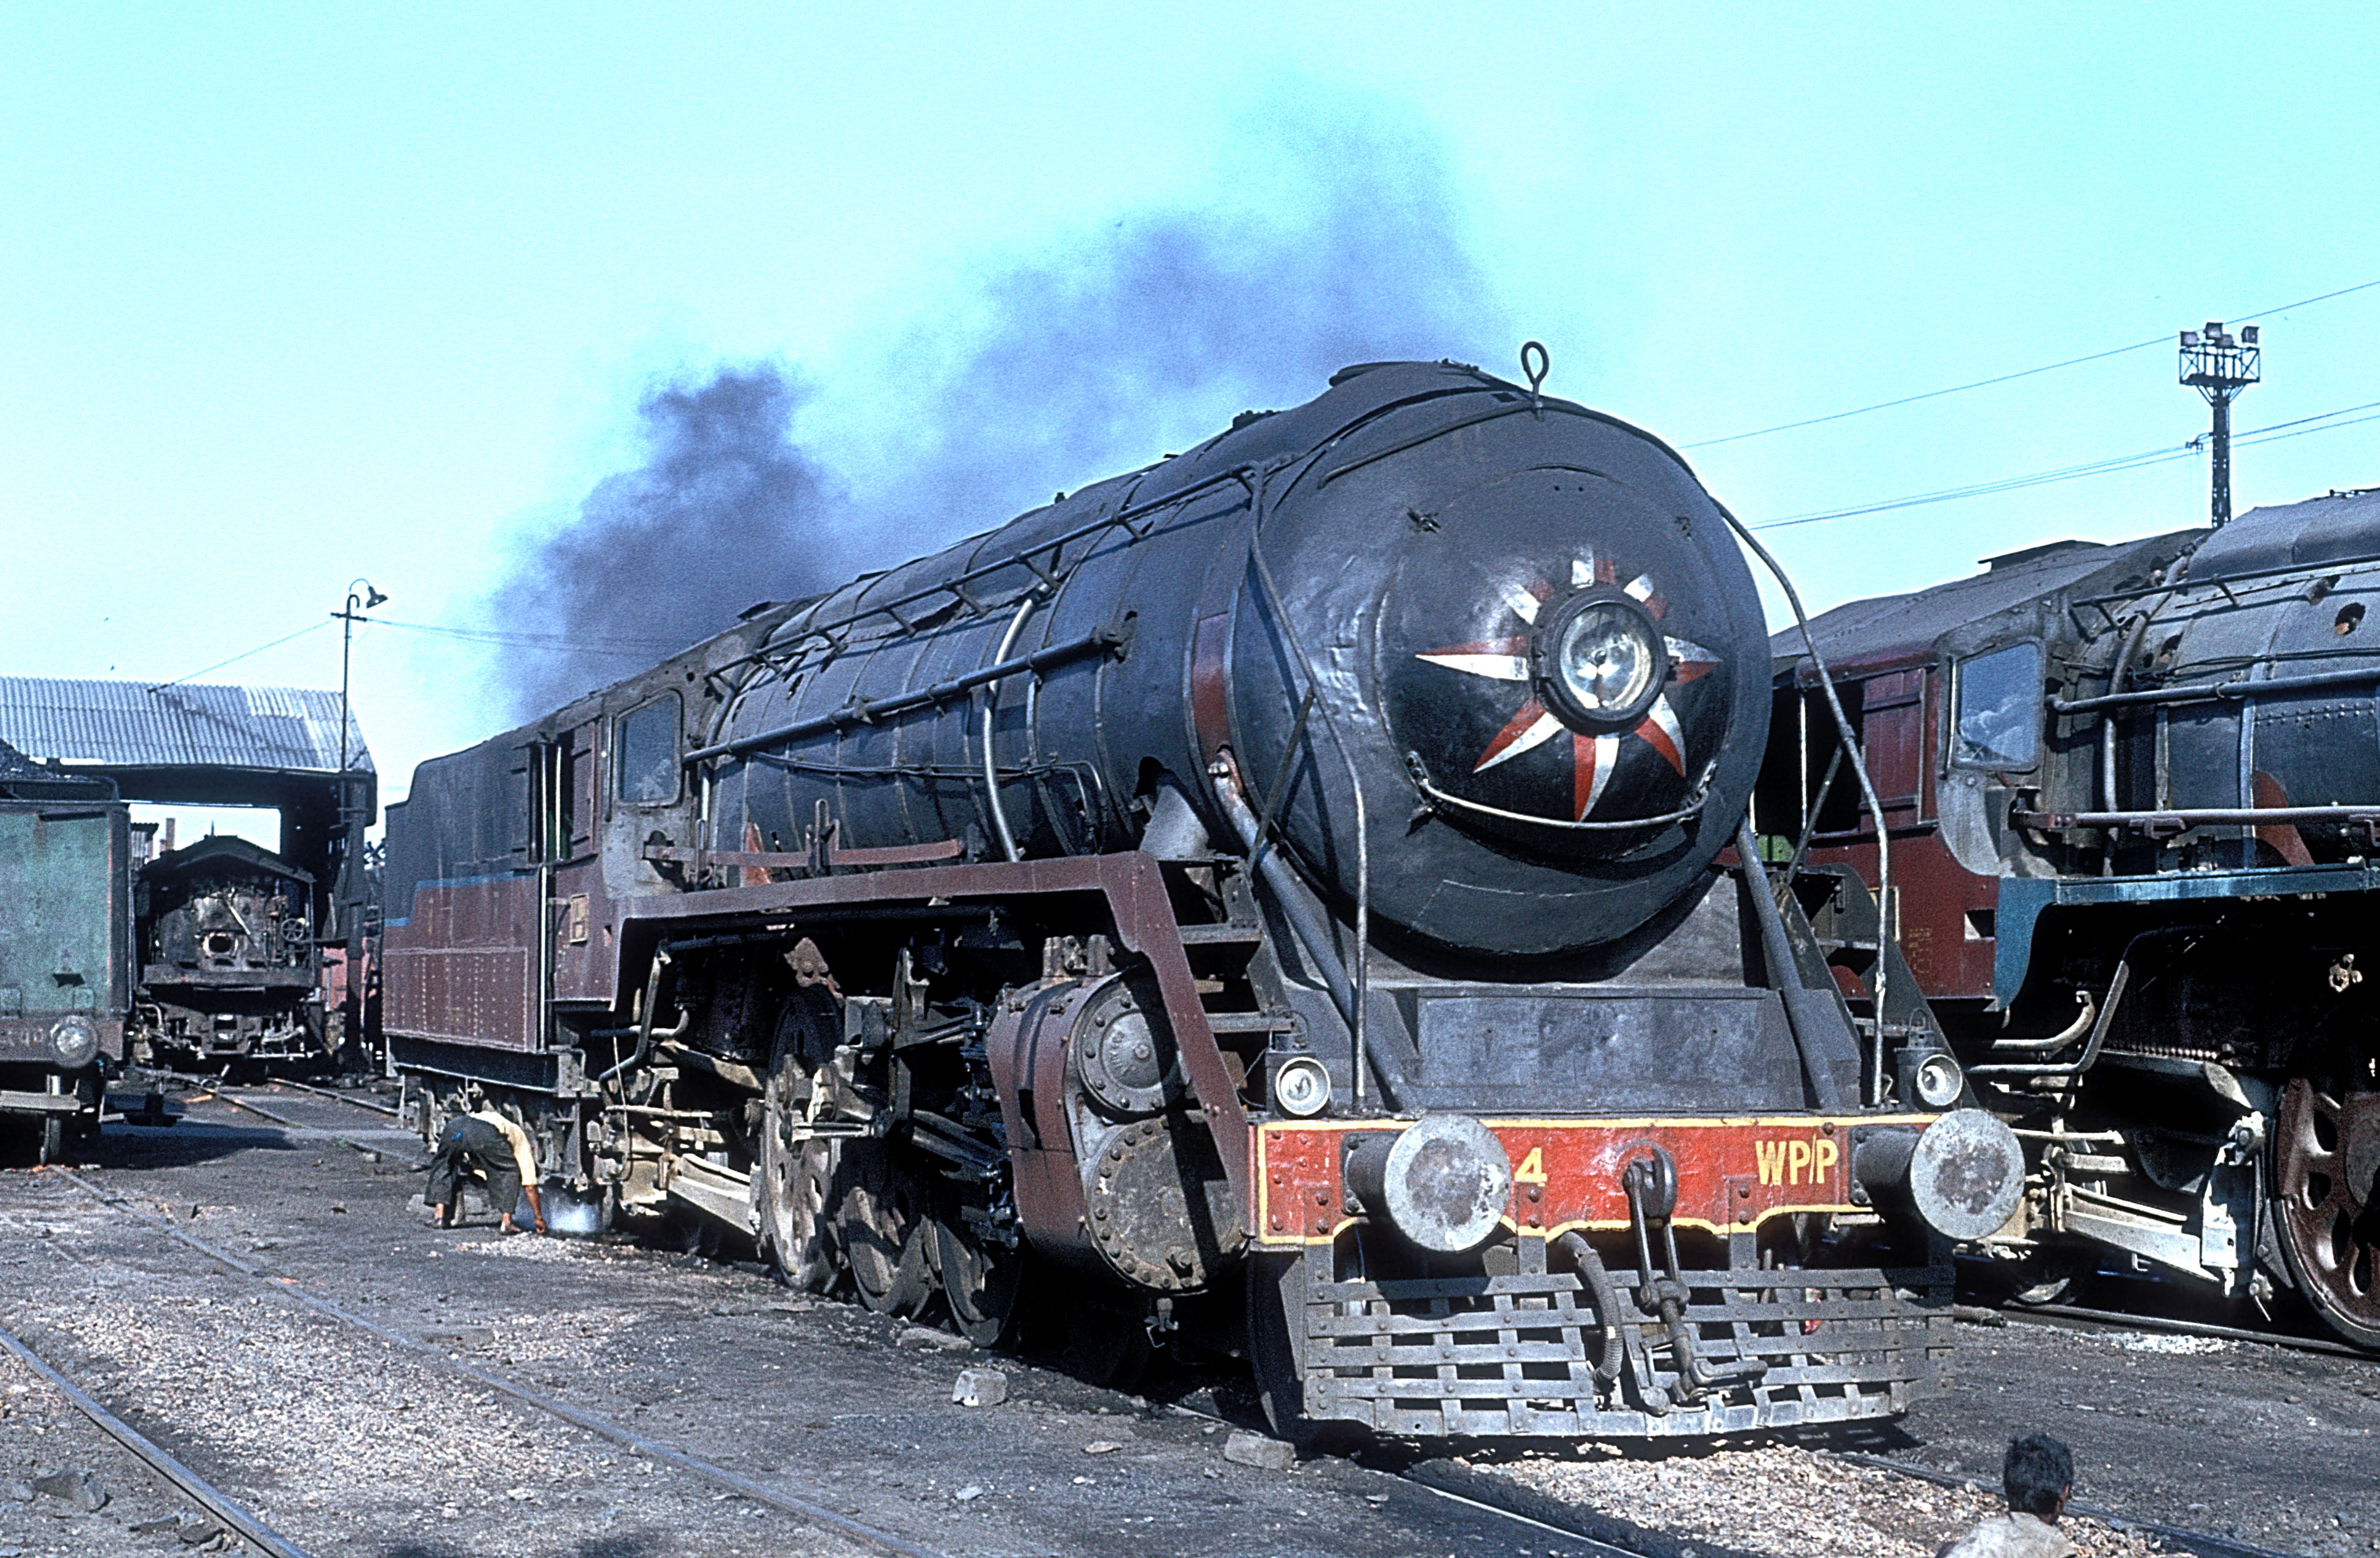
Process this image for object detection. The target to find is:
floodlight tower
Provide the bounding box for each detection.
[2179,320,2260,527]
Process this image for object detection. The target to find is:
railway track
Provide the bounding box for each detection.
[157,1076,427,1170]
[39,1165,949,1558]
[0,1320,315,1558]
[39,1148,1658,1558]
[2003,1301,2376,1363]
[57,1087,2359,1558]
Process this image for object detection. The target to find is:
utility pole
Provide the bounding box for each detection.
[2179,320,2260,527]
[334,578,388,1069]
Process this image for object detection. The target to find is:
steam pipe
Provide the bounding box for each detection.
[1719,511,1895,1104]
[1242,470,1372,1107]
[598,947,687,1085]
[684,626,1125,765]
[1734,814,1848,1109]
[1212,757,1358,1036]
[980,591,1042,863]
[2052,661,2380,715]
[1967,960,2129,1079]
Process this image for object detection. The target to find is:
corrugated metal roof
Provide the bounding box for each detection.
[0,677,371,777]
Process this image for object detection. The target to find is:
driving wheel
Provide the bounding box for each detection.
[2271,1061,2380,1350]
[836,1142,931,1315]
[757,1049,839,1293]
[935,1203,1025,1346]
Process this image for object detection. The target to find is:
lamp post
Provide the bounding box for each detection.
[334,579,388,1068]
[2179,322,2261,528]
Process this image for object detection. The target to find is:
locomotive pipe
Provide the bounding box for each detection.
[1552,1230,1626,1385]
[1210,759,1363,1050]
[2052,661,2380,715]
[1734,814,1849,1110]
[1243,502,1372,1105]
[1722,512,1895,1104]
[684,626,1126,765]
[2022,805,2380,830]
[980,591,1042,863]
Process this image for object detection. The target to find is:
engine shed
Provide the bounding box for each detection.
[0,676,377,1060]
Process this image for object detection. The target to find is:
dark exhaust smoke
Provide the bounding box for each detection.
[492,109,1499,717]
[493,367,848,715]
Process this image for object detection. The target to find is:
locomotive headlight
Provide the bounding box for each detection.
[1271,1055,1332,1118]
[48,1015,98,1069]
[1539,594,1665,729]
[1912,1050,1966,1110]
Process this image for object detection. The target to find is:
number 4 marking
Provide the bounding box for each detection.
[1513,1146,1547,1184]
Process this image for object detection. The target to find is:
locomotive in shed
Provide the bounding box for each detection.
[132,834,328,1069]
[384,356,2022,1440]
[1765,487,2380,1350]
[0,737,130,1161]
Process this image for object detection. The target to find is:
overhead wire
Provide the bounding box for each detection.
[1685,276,2380,450]
[1752,394,2380,532]
[366,618,687,654]
[142,610,687,692]
[146,619,334,692]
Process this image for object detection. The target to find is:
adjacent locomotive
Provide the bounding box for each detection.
[1766,488,2380,1349]
[386,358,2020,1439]
[132,835,326,1069]
[0,738,130,1161]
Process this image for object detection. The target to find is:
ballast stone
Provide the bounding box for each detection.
[1222,1430,1295,1471]
[30,1468,108,1512]
[951,1367,1008,1407]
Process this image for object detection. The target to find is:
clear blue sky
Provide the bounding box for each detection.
[7,3,2377,811]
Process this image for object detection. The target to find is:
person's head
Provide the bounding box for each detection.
[2003,1433,2074,1521]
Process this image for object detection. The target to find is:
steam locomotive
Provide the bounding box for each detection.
[384,357,2022,1439]
[1766,487,2380,1351]
[131,835,328,1069]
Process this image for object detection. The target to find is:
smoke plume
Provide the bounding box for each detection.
[493,104,1500,716]
[493,366,848,714]
[867,111,1499,541]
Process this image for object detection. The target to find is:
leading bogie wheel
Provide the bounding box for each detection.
[2269,1055,2380,1351]
[35,1114,64,1167]
[1245,1249,1358,1453]
[935,1205,1025,1347]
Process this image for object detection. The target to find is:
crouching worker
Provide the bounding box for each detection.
[1937,1433,2076,1558]
[426,1107,547,1235]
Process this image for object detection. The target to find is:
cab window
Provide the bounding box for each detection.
[617,693,682,804]
[1951,643,2042,770]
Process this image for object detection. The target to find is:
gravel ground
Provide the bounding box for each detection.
[0,1096,1593,1558]
[0,1342,251,1557]
[4,1085,2374,1558]
[1480,1442,2174,1558]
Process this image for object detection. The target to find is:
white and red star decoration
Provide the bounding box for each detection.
[1416,550,1717,821]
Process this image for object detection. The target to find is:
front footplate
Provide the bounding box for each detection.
[1294,1255,1952,1438]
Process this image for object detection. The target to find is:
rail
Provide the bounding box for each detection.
[0,1320,316,1558]
[50,1168,955,1558]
